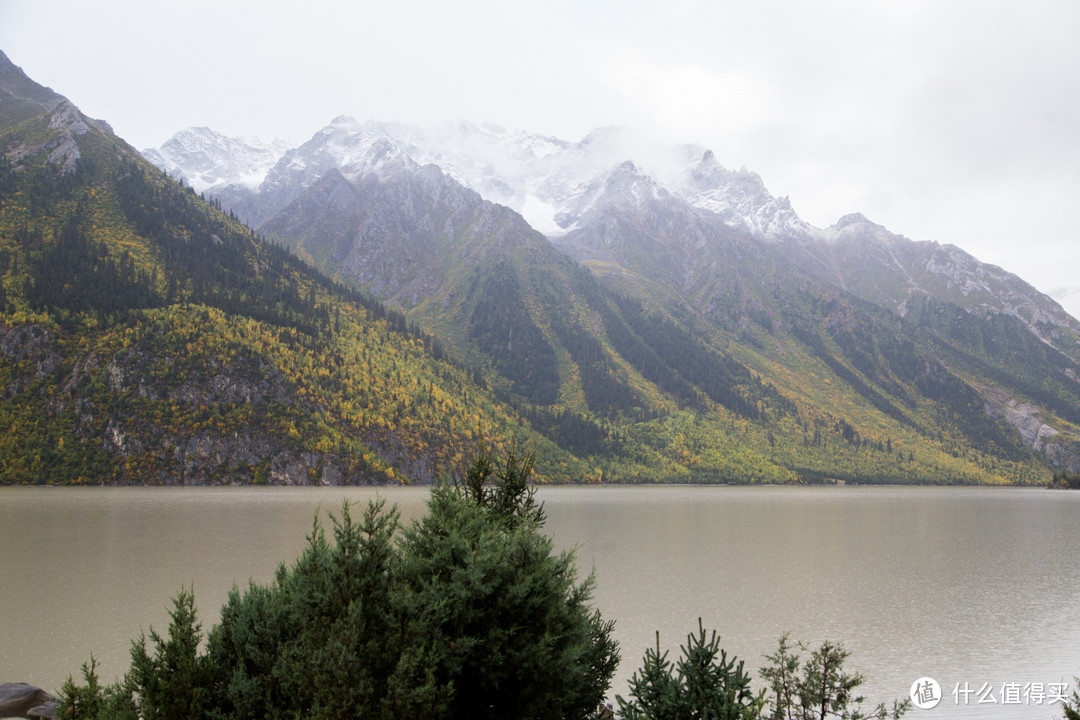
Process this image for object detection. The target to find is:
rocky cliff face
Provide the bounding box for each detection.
[4,100,96,175]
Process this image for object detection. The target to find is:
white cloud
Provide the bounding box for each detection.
[596,50,777,142]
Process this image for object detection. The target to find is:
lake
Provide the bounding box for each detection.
[2,484,1079,718]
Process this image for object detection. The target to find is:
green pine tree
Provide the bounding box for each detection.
[617,620,760,720]
[390,455,619,719]
[58,655,138,720]
[127,587,211,720]
[758,634,909,720]
[1061,680,1080,720]
[56,451,619,720]
[206,498,400,720]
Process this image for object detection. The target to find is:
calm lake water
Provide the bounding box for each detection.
[2,485,1079,719]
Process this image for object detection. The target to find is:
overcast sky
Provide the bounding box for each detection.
[3,0,1078,314]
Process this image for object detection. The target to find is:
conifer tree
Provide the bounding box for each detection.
[389,448,618,719]
[1061,680,1080,720]
[617,620,760,720]
[58,451,619,720]
[206,498,400,720]
[758,634,909,720]
[58,655,138,720]
[127,587,210,720]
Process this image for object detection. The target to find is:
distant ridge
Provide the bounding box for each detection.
[141,115,1080,482]
[2,47,1079,486]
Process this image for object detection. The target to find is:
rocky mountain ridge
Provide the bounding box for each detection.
[142,126,292,194]
[146,119,1078,334]
[2,47,1078,485]
[142,114,1080,479]
[146,120,813,241]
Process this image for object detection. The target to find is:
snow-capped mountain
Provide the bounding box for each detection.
[809,213,1078,343]
[256,117,428,209]
[678,149,820,240]
[142,118,1080,337]
[143,120,813,241]
[254,122,546,309]
[142,127,293,194]
[11,46,1080,485]
[333,121,816,242]
[136,115,1080,474]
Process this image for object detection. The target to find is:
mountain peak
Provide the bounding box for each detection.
[833,212,873,228]
[143,126,293,193]
[347,136,415,179]
[144,119,827,243]
[822,213,894,246]
[676,151,817,240]
[329,115,361,130]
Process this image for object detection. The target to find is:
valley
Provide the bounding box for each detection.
[2,48,1079,485]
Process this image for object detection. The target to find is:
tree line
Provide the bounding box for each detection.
[57,450,927,720]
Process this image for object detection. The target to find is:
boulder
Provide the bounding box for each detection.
[0,684,58,720]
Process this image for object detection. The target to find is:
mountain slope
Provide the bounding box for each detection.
[808,213,1080,349]
[159,115,1080,482]
[149,119,815,482]
[0,49,65,125]
[0,52,583,485]
[559,159,1080,478]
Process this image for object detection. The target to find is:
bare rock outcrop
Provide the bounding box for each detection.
[0,684,57,720]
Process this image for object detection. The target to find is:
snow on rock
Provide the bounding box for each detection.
[142,127,293,194]
[139,118,1080,347]
[676,149,820,240]
[144,118,828,245]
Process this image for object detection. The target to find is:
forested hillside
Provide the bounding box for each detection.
[4,49,1079,485]
[209,114,1080,485]
[0,57,581,485]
